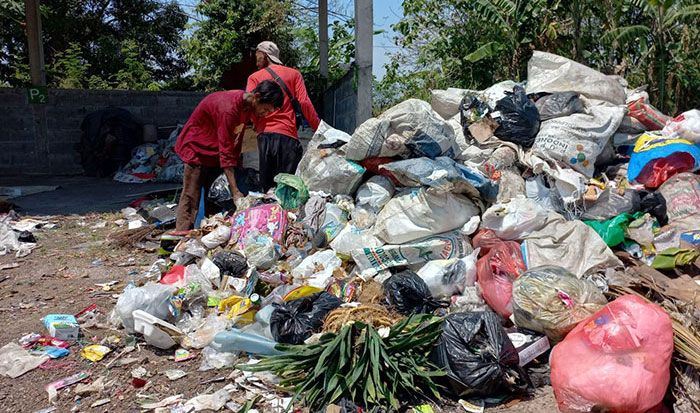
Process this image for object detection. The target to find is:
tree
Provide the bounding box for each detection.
[0,0,188,89]
[182,0,299,90]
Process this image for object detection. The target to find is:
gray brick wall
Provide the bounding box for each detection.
[0,88,205,176]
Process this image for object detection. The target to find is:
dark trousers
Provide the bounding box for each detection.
[176,164,221,230]
[257,132,303,192]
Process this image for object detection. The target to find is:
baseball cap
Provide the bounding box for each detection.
[256,41,282,65]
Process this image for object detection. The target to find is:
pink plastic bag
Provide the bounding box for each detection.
[230,203,288,249]
[473,230,526,318]
[551,295,673,413]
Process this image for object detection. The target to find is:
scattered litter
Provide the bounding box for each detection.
[165,369,188,381]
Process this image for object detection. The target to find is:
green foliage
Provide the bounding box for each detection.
[114,41,160,91]
[1,0,187,90]
[379,0,700,114]
[241,314,445,410]
[182,0,298,91]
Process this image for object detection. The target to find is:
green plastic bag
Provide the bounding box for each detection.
[274,173,309,210]
[584,212,643,247]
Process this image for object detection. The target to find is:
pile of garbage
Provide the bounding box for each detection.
[113,126,184,184]
[7,51,700,412]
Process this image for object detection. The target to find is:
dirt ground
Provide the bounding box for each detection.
[0,212,558,412]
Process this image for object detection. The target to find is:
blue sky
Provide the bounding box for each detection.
[372,0,403,79]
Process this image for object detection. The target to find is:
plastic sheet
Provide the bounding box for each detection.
[551,295,673,413]
[430,312,529,398]
[534,92,585,121]
[274,173,309,210]
[511,266,607,342]
[113,283,176,333]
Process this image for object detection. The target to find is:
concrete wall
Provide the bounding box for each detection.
[0,88,205,176]
[322,67,357,134]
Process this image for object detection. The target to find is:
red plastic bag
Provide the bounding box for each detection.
[358,157,400,184]
[473,230,526,318]
[636,151,695,189]
[551,295,673,413]
[627,97,669,131]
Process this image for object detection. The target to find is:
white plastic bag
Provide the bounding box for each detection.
[242,232,278,270]
[330,224,383,257]
[291,250,342,289]
[532,104,626,177]
[662,109,700,142]
[417,248,480,299]
[481,197,549,240]
[201,225,231,249]
[296,121,365,195]
[373,188,480,244]
[526,51,626,105]
[347,99,459,160]
[355,175,395,210]
[114,283,176,333]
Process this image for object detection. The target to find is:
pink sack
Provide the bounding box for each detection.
[551,295,673,413]
[230,203,288,249]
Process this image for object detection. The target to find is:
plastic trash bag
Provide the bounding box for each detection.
[212,251,248,277]
[473,231,526,318]
[532,104,626,177]
[374,188,480,244]
[201,225,231,250]
[551,295,673,413]
[584,212,644,247]
[355,175,395,210]
[270,292,342,344]
[639,190,668,226]
[114,283,176,333]
[242,232,279,270]
[417,249,480,299]
[493,85,540,147]
[352,230,472,276]
[296,121,365,195]
[430,311,529,398]
[627,97,669,130]
[526,51,626,105]
[383,271,449,315]
[636,151,697,189]
[658,172,700,223]
[481,197,548,240]
[628,132,700,186]
[291,249,342,289]
[511,266,607,342]
[274,173,309,210]
[347,99,458,161]
[534,92,585,121]
[581,188,638,221]
[207,169,261,209]
[329,224,383,258]
[662,109,700,142]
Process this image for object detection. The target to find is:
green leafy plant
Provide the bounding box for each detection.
[240,314,445,410]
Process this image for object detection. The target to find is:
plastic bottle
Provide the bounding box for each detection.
[210,328,283,355]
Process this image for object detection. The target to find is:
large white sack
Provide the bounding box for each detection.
[431,88,470,120]
[522,213,622,277]
[373,187,480,244]
[481,197,549,240]
[531,104,625,177]
[526,51,627,105]
[296,121,365,195]
[346,99,459,161]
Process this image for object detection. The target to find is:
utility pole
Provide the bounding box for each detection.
[354,0,372,126]
[319,0,328,82]
[25,0,46,86]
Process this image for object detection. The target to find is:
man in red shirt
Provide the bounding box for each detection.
[246,41,321,191]
[174,80,284,230]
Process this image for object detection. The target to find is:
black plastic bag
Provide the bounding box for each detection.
[383,271,449,315]
[270,292,342,344]
[430,311,530,398]
[534,92,585,121]
[493,85,540,148]
[212,251,248,277]
[639,190,668,226]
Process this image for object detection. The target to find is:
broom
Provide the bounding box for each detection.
[108,218,174,248]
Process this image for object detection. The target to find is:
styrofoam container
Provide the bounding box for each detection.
[132,310,183,349]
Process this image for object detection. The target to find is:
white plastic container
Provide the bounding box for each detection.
[133,310,183,349]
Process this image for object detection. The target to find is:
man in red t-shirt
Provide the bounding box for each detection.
[246,41,321,191]
[174,80,284,230]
